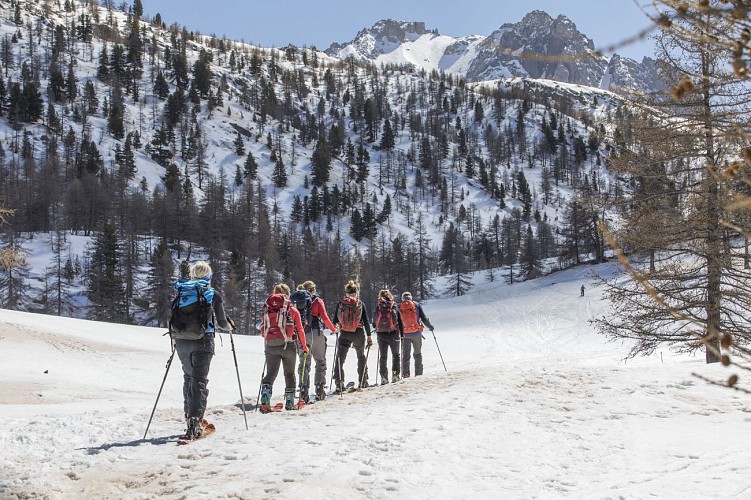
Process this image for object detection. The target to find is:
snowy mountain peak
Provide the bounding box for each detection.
[325,19,436,60]
[473,10,603,86]
[327,10,661,92]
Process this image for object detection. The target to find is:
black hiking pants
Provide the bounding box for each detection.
[175,335,215,419]
[333,330,368,385]
[377,331,401,379]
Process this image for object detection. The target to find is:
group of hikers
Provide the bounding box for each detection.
[167,261,435,440]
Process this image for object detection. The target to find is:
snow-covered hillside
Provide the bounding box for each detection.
[2,263,749,499]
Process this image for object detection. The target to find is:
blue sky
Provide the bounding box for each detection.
[143,0,656,60]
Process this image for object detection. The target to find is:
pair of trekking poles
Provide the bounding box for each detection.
[325,329,364,398]
[144,318,248,439]
[253,343,308,410]
[329,328,447,389]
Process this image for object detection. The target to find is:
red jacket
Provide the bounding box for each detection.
[311,296,337,332]
[287,306,308,352]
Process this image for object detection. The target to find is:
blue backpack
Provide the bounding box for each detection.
[169,279,215,340]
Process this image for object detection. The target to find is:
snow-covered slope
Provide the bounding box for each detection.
[2,263,749,498]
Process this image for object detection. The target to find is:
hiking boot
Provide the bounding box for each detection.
[284,389,295,410]
[380,374,389,385]
[185,417,203,439]
[392,374,401,383]
[300,385,310,403]
[358,380,369,389]
[403,374,410,379]
[334,381,344,394]
[315,384,326,401]
[260,384,272,410]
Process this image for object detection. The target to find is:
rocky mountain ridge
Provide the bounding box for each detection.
[325,11,662,93]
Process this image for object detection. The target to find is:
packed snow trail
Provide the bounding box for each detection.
[2,263,751,499]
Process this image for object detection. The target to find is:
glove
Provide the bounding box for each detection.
[367,336,373,347]
[304,345,310,354]
[430,327,434,333]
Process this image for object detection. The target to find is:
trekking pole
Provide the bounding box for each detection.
[336,336,345,399]
[329,330,339,391]
[143,342,175,440]
[359,343,371,389]
[294,339,304,396]
[227,318,248,430]
[375,346,380,386]
[298,351,308,407]
[400,335,404,380]
[431,329,447,372]
[255,359,267,411]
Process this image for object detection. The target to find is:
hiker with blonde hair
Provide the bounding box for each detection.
[170,261,230,439]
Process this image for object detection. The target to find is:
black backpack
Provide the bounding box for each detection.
[290,289,313,331]
[169,279,215,340]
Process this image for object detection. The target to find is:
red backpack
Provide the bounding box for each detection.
[375,298,398,333]
[260,293,292,346]
[338,296,362,332]
[399,300,422,333]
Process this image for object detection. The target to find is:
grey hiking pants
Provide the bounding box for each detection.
[401,333,423,377]
[333,330,369,385]
[377,331,401,379]
[298,328,327,389]
[262,343,297,391]
[175,336,215,419]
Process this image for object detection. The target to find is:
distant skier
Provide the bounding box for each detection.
[169,261,231,440]
[580,285,585,297]
[399,292,434,378]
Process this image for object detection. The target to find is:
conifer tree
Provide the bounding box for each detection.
[147,238,174,327]
[311,137,331,186]
[598,3,751,363]
[87,224,127,322]
[272,157,287,188]
[233,131,245,156]
[379,118,395,150]
[350,208,364,241]
[243,150,258,179]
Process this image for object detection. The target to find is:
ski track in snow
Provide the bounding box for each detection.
[2,263,751,499]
